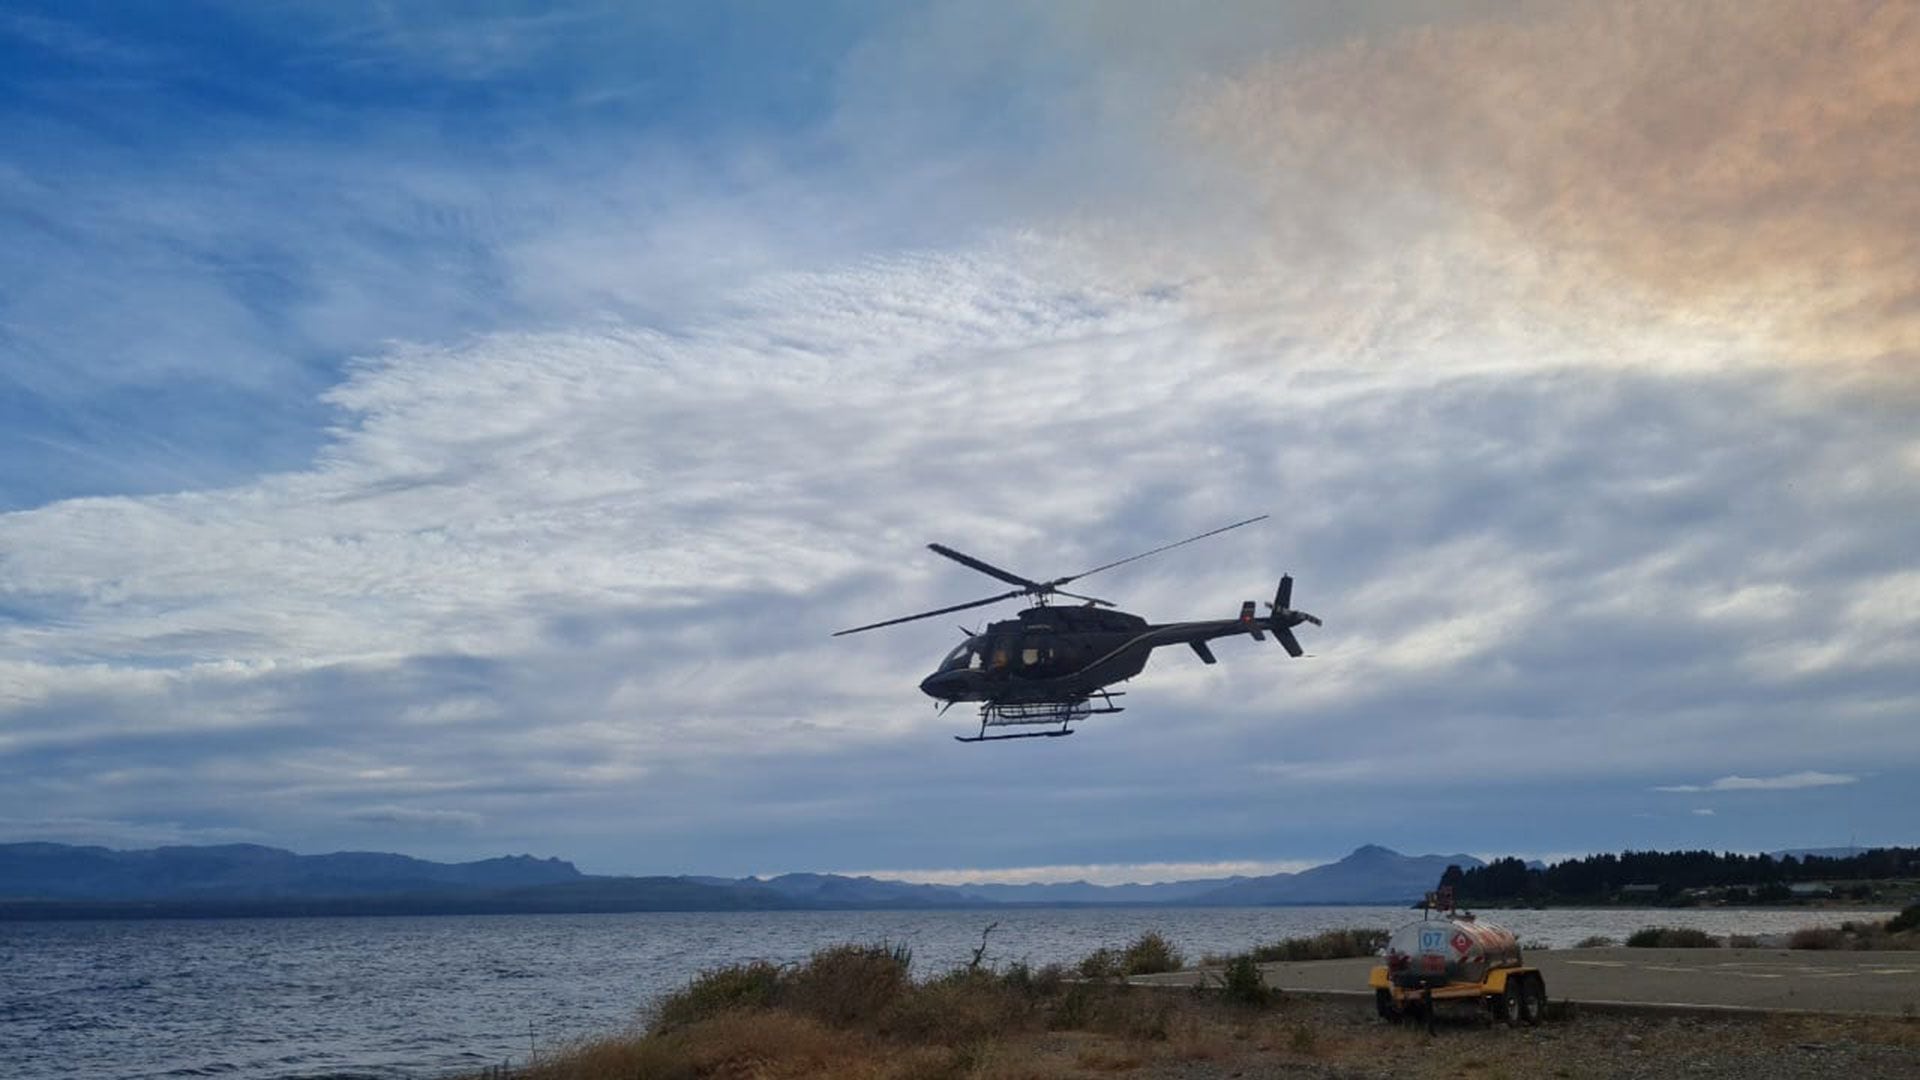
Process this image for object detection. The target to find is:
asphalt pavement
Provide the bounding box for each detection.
[1131,947,1920,1017]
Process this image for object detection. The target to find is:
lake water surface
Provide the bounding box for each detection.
[2,905,1891,1080]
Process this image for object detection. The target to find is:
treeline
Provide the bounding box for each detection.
[1446,847,1920,904]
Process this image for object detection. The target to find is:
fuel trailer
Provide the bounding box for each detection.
[1368,909,1547,1027]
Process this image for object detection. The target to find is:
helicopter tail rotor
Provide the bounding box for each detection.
[1264,575,1321,658]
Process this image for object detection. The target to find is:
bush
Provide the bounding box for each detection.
[1215,954,1274,1008]
[1249,928,1388,963]
[1789,927,1848,950]
[650,960,785,1033]
[880,971,1020,1046]
[1024,962,1067,997]
[1122,931,1185,975]
[1573,935,1617,949]
[1049,982,1100,1030]
[1625,926,1718,948]
[1077,948,1121,980]
[1886,903,1920,935]
[787,943,912,1027]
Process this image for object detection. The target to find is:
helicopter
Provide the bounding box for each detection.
[833,515,1321,742]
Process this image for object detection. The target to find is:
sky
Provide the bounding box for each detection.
[1,0,1916,885]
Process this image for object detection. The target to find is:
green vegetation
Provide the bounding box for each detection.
[1573,934,1617,948]
[1453,846,1920,906]
[1214,953,1275,1008]
[650,960,784,1032]
[1121,931,1184,975]
[1784,918,1920,951]
[1625,926,1718,948]
[1248,927,1387,962]
[1888,902,1920,934]
[1078,931,1185,978]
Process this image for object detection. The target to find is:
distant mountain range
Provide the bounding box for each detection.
[0,842,583,901]
[0,840,1482,919]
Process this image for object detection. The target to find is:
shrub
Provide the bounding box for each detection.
[1249,928,1389,962]
[1122,931,1185,975]
[1024,962,1067,997]
[1789,927,1847,950]
[1077,948,1121,980]
[1625,926,1717,948]
[1049,982,1100,1030]
[1573,935,1617,949]
[786,943,912,1027]
[1216,954,1274,1008]
[880,971,1020,1046]
[1887,902,1920,935]
[649,960,785,1033]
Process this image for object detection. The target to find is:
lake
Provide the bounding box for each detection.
[1,905,1890,1079]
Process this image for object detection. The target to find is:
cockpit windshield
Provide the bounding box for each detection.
[939,639,982,672]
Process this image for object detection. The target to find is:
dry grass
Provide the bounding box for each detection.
[477,939,1920,1080]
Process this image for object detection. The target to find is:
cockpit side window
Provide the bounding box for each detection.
[941,640,983,672]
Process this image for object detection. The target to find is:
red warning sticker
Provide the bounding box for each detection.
[1451,931,1472,954]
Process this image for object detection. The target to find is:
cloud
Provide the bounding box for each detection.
[1185,0,1920,384]
[0,816,263,847]
[4,236,1914,871]
[2,3,1918,873]
[840,858,1323,888]
[344,805,485,830]
[1692,808,1716,817]
[1655,772,1860,794]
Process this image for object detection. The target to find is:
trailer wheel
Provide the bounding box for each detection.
[1520,976,1546,1026]
[1499,982,1522,1026]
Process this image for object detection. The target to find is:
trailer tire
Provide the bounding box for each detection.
[1499,982,1522,1027]
[1520,975,1546,1026]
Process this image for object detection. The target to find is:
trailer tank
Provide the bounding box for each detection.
[1383,913,1521,989]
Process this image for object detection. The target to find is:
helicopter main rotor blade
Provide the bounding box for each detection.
[926,544,1045,591]
[1055,514,1271,587]
[832,588,1030,637]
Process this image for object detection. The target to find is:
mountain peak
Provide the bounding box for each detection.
[1344,844,1402,860]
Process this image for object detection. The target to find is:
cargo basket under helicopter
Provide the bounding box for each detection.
[955,691,1124,743]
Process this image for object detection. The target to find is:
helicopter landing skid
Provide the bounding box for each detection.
[954,693,1124,743]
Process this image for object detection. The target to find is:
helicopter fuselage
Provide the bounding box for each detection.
[917,602,1281,705]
